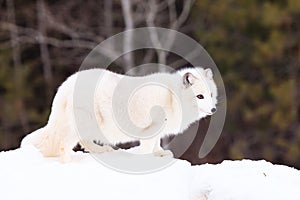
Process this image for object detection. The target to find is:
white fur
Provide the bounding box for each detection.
[21,67,218,162]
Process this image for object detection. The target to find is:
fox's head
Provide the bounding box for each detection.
[179,67,218,118]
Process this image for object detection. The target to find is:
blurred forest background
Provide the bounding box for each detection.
[0,0,299,168]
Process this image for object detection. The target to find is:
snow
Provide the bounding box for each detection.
[1,146,300,200]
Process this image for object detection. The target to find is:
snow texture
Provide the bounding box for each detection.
[0,146,300,200]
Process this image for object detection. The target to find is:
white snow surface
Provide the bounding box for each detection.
[1,146,300,200]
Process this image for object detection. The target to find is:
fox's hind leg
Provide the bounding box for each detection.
[131,136,173,157]
[59,146,72,163]
[79,140,114,154]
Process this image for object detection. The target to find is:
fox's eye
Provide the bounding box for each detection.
[197,94,204,99]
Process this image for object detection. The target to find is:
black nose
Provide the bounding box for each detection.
[211,108,217,113]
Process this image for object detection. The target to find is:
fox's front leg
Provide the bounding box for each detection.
[133,136,173,157]
[152,138,173,157]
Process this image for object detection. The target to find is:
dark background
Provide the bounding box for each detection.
[0,0,299,168]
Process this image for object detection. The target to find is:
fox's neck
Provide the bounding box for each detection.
[174,89,200,133]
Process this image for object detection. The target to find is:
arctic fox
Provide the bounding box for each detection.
[21,67,218,162]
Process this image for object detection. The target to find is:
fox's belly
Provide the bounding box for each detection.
[101,125,133,144]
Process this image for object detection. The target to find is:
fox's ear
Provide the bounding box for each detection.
[183,72,196,87]
[204,68,213,80]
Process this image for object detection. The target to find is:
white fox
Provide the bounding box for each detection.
[21,67,218,162]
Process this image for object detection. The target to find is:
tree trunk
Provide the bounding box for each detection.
[6,0,30,134]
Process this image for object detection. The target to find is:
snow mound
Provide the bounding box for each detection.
[0,146,300,200]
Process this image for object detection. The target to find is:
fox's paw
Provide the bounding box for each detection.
[80,140,114,154]
[91,145,114,154]
[60,154,72,163]
[102,145,114,153]
[59,148,73,163]
[153,150,173,157]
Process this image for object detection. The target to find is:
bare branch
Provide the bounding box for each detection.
[1,21,94,47]
[146,0,167,66]
[37,0,53,99]
[133,2,148,26]
[121,0,135,70]
[167,0,177,25]
[104,0,113,37]
[6,0,29,133]
[143,49,155,64]
[170,0,194,30]
[169,47,200,69]
[145,0,194,68]
[44,6,104,43]
[165,0,194,51]
[0,21,125,67]
[6,0,21,68]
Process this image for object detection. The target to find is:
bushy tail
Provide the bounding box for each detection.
[21,126,60,157]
